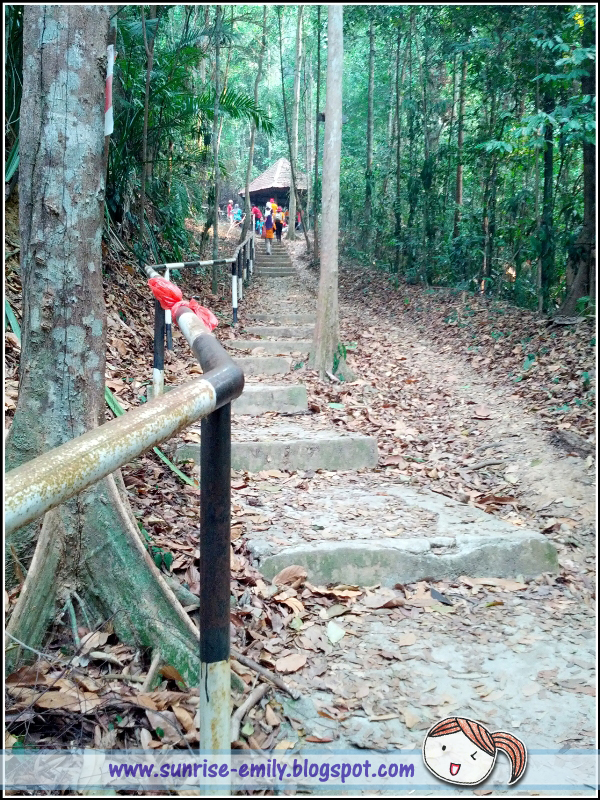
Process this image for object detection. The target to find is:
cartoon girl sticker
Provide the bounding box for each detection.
[423,717,527,786]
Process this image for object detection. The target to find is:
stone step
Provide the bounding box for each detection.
[146,381,306,415]
[243,325,314,339]
[254,261,293,268]
[249,312,316,324]
[175,418,379,473]
[233,383,307,415]
[255,268,295,275]
[231,355,292,376]
[255,271,296,278]
[226,339,312,355]
[243,484,558,586]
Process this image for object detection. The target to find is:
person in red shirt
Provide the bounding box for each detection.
[251,205,263,233]
[227,200,233,221]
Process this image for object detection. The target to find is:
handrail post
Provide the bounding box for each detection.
[231,260,238,325]
[152,299,165,398]
[164,266,173,351]
[242,242,247,284]
[250,234,254,279]
[199,401,232,762]
[237,250,243,303]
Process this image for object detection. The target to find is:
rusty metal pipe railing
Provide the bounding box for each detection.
[5,303,244,762]
[4,377,217,536]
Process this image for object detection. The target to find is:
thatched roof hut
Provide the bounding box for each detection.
[238,157,307,208]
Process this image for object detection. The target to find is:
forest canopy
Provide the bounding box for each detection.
[4,4,596,313]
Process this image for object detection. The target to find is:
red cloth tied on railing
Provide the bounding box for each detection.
[171,300,219,332]
[148,276,218,331]
[148,276,183,309]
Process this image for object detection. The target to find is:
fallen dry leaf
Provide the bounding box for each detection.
[272,565,308,587]
[275,653,307,673]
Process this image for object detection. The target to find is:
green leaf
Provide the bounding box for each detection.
[327,403,345,410]
[5,136,19,183]
[155,727,164,739]
[163,551,174,572]
[241,722,254,737]
[5,298,21,340]
[153,551,163,569]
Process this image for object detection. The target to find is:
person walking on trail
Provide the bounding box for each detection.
[251,205,263,233]
[227,200,233,221]
[263,210,274,254]
[274,206,284,242]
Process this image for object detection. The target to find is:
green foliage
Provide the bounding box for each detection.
[334,4,594,311]
[104,5,274,262]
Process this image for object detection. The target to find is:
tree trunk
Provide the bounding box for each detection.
[381,44,399,212]
[241,7,267,242]
[441,52,457,222]
[277,8,311,253]
[312,6,343,377]
[365,17,375,237]
[313,5,321,261]
[288,6,304,241]
[558,15,595,316]
[394,28,403,274]
[216,7,233,157]
[138,6,157,262]
[452,51,467,240]
[534,45,543,312]
[211,6,221,293]
[540,92,555,311]
[6,6,200,683]
[304,53,313,231]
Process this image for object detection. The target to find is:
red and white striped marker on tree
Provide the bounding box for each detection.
[105,44,115,136]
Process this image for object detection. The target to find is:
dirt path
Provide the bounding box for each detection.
[251,240,596,763]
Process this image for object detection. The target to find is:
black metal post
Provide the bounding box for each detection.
[199,402,231,749]
[153,299,165,397]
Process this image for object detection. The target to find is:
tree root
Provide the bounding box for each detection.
[6,473,201,686]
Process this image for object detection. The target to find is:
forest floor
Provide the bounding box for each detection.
[4,211,596,795]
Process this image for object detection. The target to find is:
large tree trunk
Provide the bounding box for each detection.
[241,7,267,241]
[312,6,343,377]
[6,5,200,683]
[365,17,375,238]
[211,6,221,292]
[288,7,304,241]
[452,51,467,241]
[558,15,595,316]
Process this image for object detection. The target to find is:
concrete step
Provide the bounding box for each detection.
[226,339,312,355]
[231,355,292,377]
[233,383,307,415]
[146,381,306,415]
[255,271,296,278]
[176,418,379,473]
[242,484,559,586]
[243,325,314,339]
[249,312,316,324]
[254,261,293,268]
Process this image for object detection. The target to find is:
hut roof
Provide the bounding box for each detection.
[239,157,307,196]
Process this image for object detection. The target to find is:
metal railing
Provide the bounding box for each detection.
[5,304,245,756]
[145,225,255,399]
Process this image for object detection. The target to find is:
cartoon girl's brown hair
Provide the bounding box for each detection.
[428,717,527,785]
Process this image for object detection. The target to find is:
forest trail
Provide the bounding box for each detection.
[197,238,592,757]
